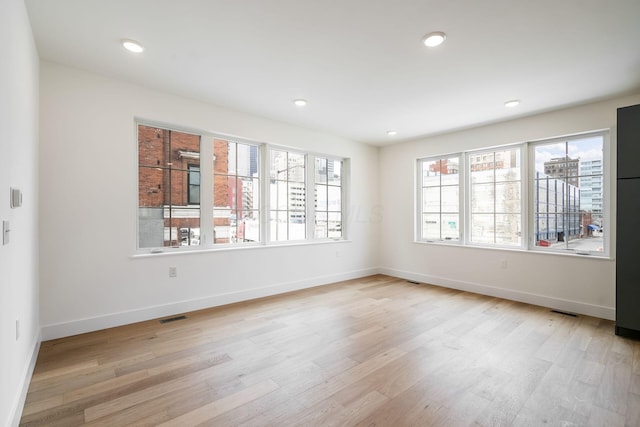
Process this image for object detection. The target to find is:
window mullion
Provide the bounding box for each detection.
[199,134,214,247]
[262,144,270,243]
[306,154,315,240]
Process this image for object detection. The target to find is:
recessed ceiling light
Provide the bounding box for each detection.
[293,99,308,107]
[504,99,520,108]
[387,130,398,136]
[122,39,144,53]
[422,31,446,47]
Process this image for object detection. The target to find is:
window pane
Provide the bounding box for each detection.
[138,127,165,167]
[315,211,328,239]
[213,175,229,208]
[316,184,328,211]
[440,157,460,185]
[213,140,260,245]
[270,211,288,241]
[214,139,230,173]
[288,183,305,210]
[189,184,200,205]
[239,177,258,212]
[225,141,237,172]
[441,214,459,241]
[470,153,494,183]
[471,183,494,213]
[188,165,200,205]
[289,212,306,240]
[236,143,254,177]
[269,181,283,210]
[419,155,461,243]
[422,187,440,212]
[138,125,201,249]
[213,209,232,244]
[422,213,440,240]
[327,186,341,211]
[270,150,314,242]
[468,148,521,246]
[495,182,520,213]
[532,135,604,252]
[471,214,495,244]
[288,153,305,182]
[139,124,347,249]
[138,167,164,208]
[328,159,342,186]
[495,150,520,182]
[441,186,458,212]
[315,158,327,184]
[314,157,343,240]
[271,150,288,180]
[496,214,521,245]
[238,211,259,242]
[328,212,341,238]
[422,160,441,187]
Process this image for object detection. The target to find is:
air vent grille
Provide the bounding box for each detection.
[551,310,578,318]
[159,315,187,324]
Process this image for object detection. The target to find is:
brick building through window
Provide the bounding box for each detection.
[138,125,232,247]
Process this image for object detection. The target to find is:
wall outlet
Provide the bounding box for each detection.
[16,320,20,341]
[336,250,341,258]
[169,267,177,278]
[500,259,508,269]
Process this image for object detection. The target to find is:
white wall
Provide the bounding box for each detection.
[0,0,40,426]
[39,61,380,339]
[379,94,640,321]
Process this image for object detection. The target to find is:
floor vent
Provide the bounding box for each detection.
[159,315,187,324]
[406,280,420,284]
[551,310,578,318]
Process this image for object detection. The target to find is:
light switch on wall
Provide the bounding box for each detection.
[2,220,10,245]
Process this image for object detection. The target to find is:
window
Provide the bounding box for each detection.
[188,165,200,205]
[137,122,348,251]
[418,155,461,242]
[469,147,522,246]
[416,130,608,257]
[138,125,201,248]
[269,150,306,241]
[315,158,343,239]
[213,139,260,244]
[531,133,605,254]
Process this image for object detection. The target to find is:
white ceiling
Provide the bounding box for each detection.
[25,0,640,146]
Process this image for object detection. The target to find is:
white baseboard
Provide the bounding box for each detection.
[40,265,614,341]
[10,333,41,427]
[41,268,379,341]
[378,267,615,321]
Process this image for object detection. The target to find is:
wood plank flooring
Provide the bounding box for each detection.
[19,275,640,426]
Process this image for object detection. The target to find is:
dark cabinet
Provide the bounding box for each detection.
[616,104,640,338]
[617,104,640,179]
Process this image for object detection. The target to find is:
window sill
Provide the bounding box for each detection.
[412,240,613,261]
[131,238,351,259]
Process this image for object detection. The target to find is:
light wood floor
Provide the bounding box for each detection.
[20,275,640,426]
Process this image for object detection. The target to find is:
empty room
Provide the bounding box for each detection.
[3,0,640,425]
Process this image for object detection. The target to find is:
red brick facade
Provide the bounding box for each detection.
[138,125,231,245]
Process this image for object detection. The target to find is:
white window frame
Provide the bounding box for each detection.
[265,146,347,243]
[135,119,349,254]
[266,147,308,243]
[313,155,346,241]
[527,130,609,257]
[415,130,610,258]
[465,144,526,249]
[415,153,463,244]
